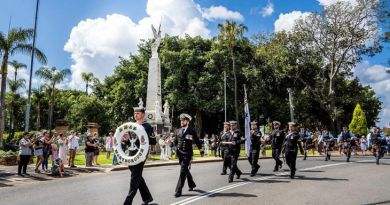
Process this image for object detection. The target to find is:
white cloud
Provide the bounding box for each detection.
[317,0,356,6]
[260,2,274,17]
[202,6,244,21]
[274,11,310,32]
[64,0,242,89]
[354,61,390,127]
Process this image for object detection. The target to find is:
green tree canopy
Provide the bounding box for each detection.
[349,104,368,136]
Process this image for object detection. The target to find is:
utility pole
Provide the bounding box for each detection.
[25,0,40,132]
[287,88,294,122]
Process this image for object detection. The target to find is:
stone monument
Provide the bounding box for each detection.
[145,24,171,134]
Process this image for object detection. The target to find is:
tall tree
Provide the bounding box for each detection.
[290,0,382,133]
[6,78,26,138]
[8,60,27,81]
[31,87,44,131]
[81,72,94,96]
[217,20,248,126]
[35,66,70,132]
[0,27,47,147]
[349,104,368,136]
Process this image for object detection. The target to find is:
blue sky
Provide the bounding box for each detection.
[0,0,389,127]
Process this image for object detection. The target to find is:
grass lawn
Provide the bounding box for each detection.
[34,149,313,165]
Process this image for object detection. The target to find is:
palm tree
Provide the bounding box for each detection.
[8,60,27,81]
[217,20,248,126]
[6,78,26,139]
[31,87,45,131]
[35,66,70,132]
[0,27,47,147]
[81,72,94,95]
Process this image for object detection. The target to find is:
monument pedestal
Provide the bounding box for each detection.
[54,119,69,136]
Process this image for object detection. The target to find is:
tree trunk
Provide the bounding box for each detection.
[14,71,17,81]
[36,101,40,131]
[195,110,202,138]
[0,55,8,148]
[48,85,55,134]
[9,109,12,141]
[231,47,239,128]
[86,82,88,96]
[328,76,338,135]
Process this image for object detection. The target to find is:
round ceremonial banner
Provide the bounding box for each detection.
[113,122,149,166]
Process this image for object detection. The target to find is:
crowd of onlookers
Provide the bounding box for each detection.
[17,130,111,177]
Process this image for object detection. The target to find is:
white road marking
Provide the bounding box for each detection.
[171,159,384,205]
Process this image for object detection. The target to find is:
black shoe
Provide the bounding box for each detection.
[174,192,182,197]
[279,163,282,169]
[250,173,256,177]
[220,172,227,175]
[303,158,306,160]
[290,175,295,179]
[22,173,30,176]
[228,178,233,183]
[142,198,153,205]
[325,158,328,161]
[376,162,379,165]
[17,173,24,177]
[189,186,196,191]
[328,155,331,160]
[273,168,278,172]
[236,173,241,179]
[347,159,350,162]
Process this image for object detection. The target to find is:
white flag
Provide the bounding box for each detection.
[244,87,251,157]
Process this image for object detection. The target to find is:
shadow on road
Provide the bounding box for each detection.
[293,176,348,181]
[0,183,13,187]
[209,192,257,198]
[298,170,325,173]
[241,178,290,184]
[363,200,390,205]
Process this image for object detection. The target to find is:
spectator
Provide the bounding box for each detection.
[92,132,101,165]
[317,135,323,155]
[106,132,114,160]
[159,135,166,160]
[360,135,368,155]
[51,133,59,166]
[170,133,177,159]
[112,137,119,165]
[85,134,96,167]
[33,133,45,173]
[42,131,54,172]
[165,135,172,159]
[67,130,79,168]
[17,132,34,176]
[204,134,210,156]
[353,137,359,155]
[212,135,220,157]
[51,158,68,177]
[58,133,68,166]
[386,134,390,155]
[260,136,266,156]
[311,133,316,155]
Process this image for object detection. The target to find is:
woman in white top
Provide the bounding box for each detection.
[18,132,35,176]
[204,134,210,156]
[360,135,368,155]
[165,135,172,159]
[106,132,115,160]
[159,135,166,160]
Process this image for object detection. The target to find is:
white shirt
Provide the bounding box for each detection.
[68,135,79,149]
[182,126,188,134]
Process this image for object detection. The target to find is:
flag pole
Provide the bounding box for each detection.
[25,0,40,132]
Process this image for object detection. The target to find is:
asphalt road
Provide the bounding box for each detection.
[0,155,389,205]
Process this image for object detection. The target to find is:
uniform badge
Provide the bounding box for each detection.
[140,135,146,145]
[185,135,193,140]
[276,133,280,137]
[234,133,238,138]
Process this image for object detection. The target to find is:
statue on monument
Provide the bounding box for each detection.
[163,100,170,117]
[151,24,161,58]
[155,100,162,122]
[138,98,144,108]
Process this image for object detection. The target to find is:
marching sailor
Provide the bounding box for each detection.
[123,107,157,205]
[282,122,304,179]
[268,121,285,172]
[370,126,386,165]
[248,121,261,177]
[221,121,243,183]
[299,126,311,160]
[174,113,204,197]
[337,125,355,162]
[318,127,335,161]
[219,122,231,175]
